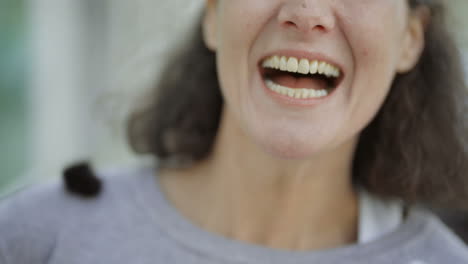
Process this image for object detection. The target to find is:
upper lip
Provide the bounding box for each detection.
[258,49,345,74]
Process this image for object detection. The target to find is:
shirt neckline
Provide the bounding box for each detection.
[357,188,403,243]
[134,166,433,264]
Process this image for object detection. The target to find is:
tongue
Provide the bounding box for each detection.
[270,73,327,90]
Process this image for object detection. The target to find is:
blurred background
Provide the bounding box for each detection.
[0,0,467,196]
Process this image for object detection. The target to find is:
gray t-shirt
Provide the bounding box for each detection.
[1,166,468,264]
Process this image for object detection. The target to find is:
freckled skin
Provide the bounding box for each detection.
[205,0,424,159]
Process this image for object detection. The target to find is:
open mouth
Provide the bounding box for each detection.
[260,55,344,99]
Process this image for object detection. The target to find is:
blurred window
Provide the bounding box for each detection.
[0,0,29,193]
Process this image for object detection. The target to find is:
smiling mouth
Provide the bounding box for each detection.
[260,55,343,99]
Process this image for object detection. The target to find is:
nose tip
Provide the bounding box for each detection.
[278,0,335,34]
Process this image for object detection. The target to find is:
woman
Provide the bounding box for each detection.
[1,0,468,263]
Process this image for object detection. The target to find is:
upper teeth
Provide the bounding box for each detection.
[262,56,341,78]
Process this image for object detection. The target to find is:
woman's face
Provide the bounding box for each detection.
[204,0,425,159]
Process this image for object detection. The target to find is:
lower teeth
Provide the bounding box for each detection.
[265,79,328,99]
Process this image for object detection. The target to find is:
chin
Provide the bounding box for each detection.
[255,133,325,160]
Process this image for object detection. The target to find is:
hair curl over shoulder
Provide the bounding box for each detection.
[127,0,468,209]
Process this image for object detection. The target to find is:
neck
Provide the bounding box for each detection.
[159,109,359,250]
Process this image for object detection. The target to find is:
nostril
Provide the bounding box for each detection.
[282,20,327,33]
[315,25,326,32]
[284,21,297,28]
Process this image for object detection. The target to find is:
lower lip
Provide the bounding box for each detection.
[260,77,336,108]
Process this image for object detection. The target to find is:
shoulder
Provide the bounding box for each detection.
[408,208,468,263]
[0,165,154,264]
[0,176,64,264]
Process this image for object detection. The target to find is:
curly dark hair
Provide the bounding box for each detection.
[127,0,468,209]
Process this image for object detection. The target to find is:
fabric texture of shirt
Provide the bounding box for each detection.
[1,166,468,264]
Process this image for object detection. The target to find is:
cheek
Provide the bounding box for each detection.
[215,2,272,110]
[350,34,398,127]
[345,2,406,69]
[344,6,405,95]
[217,1,271,50]
[338,4,407,136]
